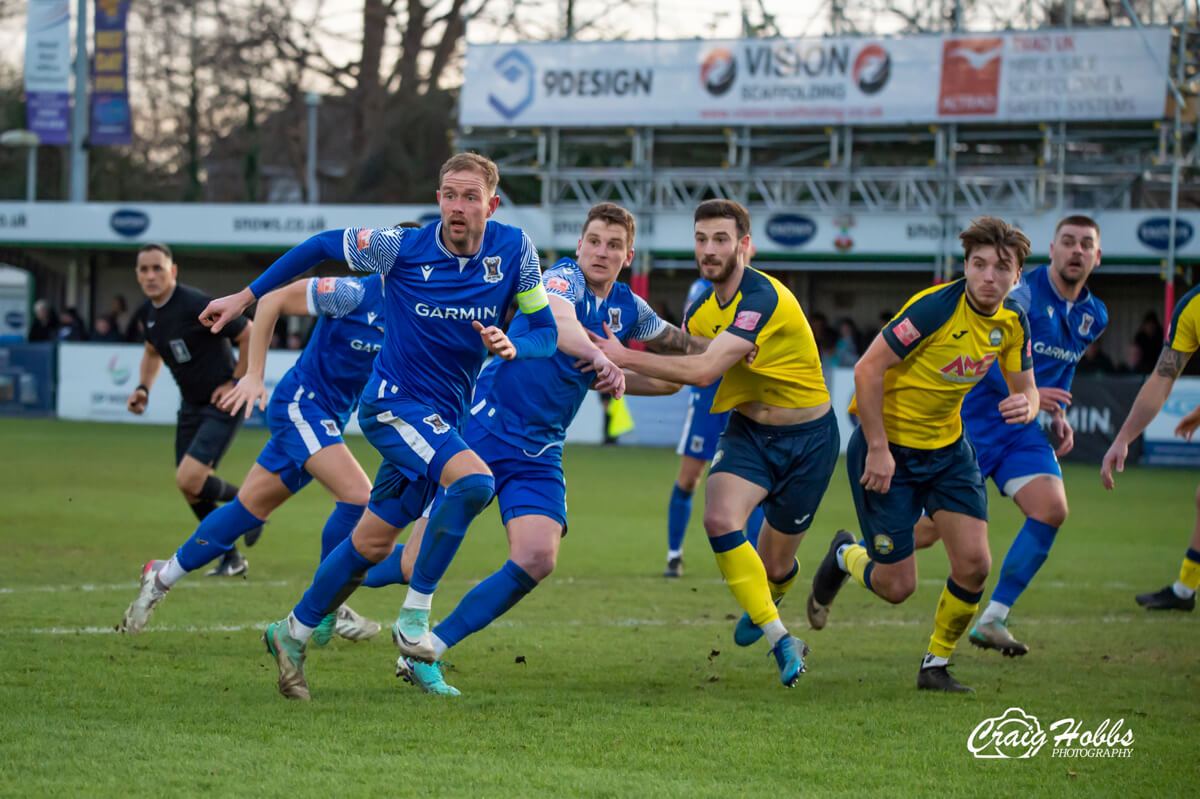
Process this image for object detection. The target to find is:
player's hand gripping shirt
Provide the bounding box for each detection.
[962,264,1107,434]
[1166,283,1200,356]
[282,274,385,425]
[472,258,667,452]
[849,278,1033,450]
[342,220,548,428]
[683,266,828,414]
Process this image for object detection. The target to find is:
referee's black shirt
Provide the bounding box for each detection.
[142,284,249,405]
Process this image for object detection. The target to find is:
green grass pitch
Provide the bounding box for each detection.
[0,418,1197,797]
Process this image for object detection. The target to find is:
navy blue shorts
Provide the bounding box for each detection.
[847,425,988,564]
[675,382,731,461]
[708,409,840,535]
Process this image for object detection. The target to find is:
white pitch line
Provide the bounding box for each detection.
[0,576,1139,595]
[9,613,1187,636]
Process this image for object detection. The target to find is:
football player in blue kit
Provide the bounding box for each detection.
[913,215,1106,656]
[201,153,558,700]
[664,276,764,578]
[396,202,697,695]
[119,272,416,641]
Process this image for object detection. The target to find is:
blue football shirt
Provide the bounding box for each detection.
[472,258,666,452]
[285,274,385,424]
[962,264,1108,437]
[342,219,546,428]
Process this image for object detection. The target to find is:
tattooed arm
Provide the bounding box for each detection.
[1101,346,1192,489]
[643,323,710,355]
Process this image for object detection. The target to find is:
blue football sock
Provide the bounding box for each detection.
[362,544,407,588]
[320,502,366,561]
[433,560,538,649]
[292,536,374,628]
[667,484,693,552]
[175,498,263,572]
[991,518,1058,608]
[409,473,496,594]
[745,505,765,548]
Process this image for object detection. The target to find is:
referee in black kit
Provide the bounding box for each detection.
[125,243,261,576]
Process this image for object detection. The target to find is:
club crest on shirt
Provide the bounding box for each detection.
[989,328,1002,346]
[482,256,503,284]
[321,419,340,437]
[1078,313,1095,336]
[423,413,450,434]
[607,307,623,333]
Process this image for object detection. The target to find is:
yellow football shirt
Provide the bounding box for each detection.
[1167,284,1200,355]
[848,278,1033,449]
[684,266,828,413]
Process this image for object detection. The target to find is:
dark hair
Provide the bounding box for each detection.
[137,242,173,261]
[694,199,751,239]
[959,216,1031,270]
[439,152,500,194]
[1054,214,1100,239]
[394,221,423,229]
[582,202,636,246]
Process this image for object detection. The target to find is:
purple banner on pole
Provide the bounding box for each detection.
[90,0,132,146]
[23,0,72,145]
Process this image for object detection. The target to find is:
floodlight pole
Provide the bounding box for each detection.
[306,92,321,204]
[69,0,88,202]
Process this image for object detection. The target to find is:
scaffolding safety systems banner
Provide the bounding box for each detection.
[460,28,1171,128]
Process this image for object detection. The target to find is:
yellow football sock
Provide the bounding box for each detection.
[1180,549,1200,591]
[710,534,777,626]
[768,557,800,604]
[843,544,871,588]
[928,578,983,658]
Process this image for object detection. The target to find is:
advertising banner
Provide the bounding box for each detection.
[90,0,132,145]
[1041,375,1143,464]
[22,0,72,145]
[461,28,1170,128]
[0,202,1196,262]
[0,342,55,415]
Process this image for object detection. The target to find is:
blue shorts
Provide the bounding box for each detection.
[676,382,731,461]
[358,391,470,490]
[255,378,348,494]
[466,416,567,530]
[708,409,840,535]
[847,426,988,564]
[970,420,1062,496]
[369,475,438,531]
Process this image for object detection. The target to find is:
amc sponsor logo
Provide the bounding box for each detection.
[110,209,150,238]
[1137,217,1194,251]
[765,214,817,247]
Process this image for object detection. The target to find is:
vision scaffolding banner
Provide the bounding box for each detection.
[461,28,1170,128]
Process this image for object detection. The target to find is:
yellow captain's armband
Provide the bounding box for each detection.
[517,283,550,314]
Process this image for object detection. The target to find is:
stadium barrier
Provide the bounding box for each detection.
[0,342,55,416]
[33,346,1200,466]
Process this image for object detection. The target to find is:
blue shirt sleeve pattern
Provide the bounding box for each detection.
[342,227,406,275]
[631,294,668,342]
[248,229,346,299]
[307,276,366,318]
[543,261,585,304]
[517,232,543,293]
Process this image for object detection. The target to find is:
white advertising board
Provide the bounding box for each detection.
[461,29,1170,128]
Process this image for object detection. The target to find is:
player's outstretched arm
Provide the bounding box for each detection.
[200,230,346,333]
[220,280,310,418]
[1102,347,1192,489]
[589,323,751,387]
[644,323,709,355]
[622,370,682,396]
[854,334,902,494]
[127,341,162,415]
[547,295,623,396]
